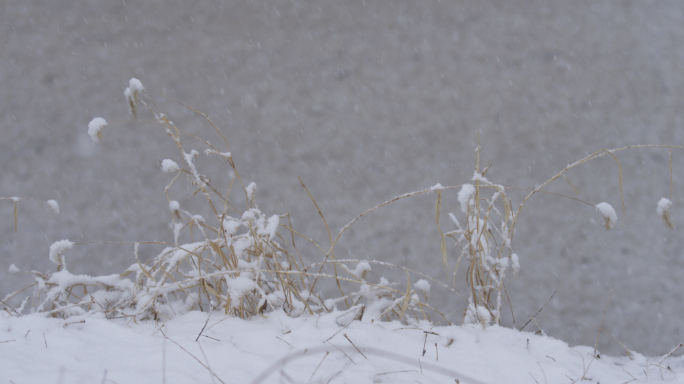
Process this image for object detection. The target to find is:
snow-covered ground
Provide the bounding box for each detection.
[3,310,682,384]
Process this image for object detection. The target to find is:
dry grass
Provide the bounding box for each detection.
[2,79,438,325]
[0,197,59,232]
[2,78,682,331]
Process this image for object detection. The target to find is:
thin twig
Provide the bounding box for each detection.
[163,334,226,384]
[344,334,368,360]
[309,351,329,382]
[519,291,556,331]
[659,343,683,365]
[196,312,211,341]
[327,342,355,365]
[276,336,293,348]
[251,345,485,384]
[198,343,217,384]
[594,286,614,358]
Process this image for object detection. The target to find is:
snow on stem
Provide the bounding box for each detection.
[87,117,107,143]
[657,197,674,229]
[595,202,617,230]
[49,240,74,271]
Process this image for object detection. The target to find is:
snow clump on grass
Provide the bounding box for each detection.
[657,197,674,229]
[457,183,475,213]
[595,202,617,230]
[46,199,59,215]
[49,240,74,270]
[124,78,144,118]
[246,182,257,203]
[87,117,108,143]
[511,253,520,276]
[414,279,431,300]
[8,264,20,274]
[160,159,180,173]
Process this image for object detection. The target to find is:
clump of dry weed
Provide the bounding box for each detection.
[435,141,682,326]
[2,79,681,331]
[2,79,437,324]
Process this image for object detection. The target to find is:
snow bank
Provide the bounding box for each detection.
[0,310,680,383]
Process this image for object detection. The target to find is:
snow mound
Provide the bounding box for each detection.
[0,311,680,383]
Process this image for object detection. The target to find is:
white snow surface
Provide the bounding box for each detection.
[1,310,681,383]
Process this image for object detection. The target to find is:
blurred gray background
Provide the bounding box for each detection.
[2,0,683,356]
